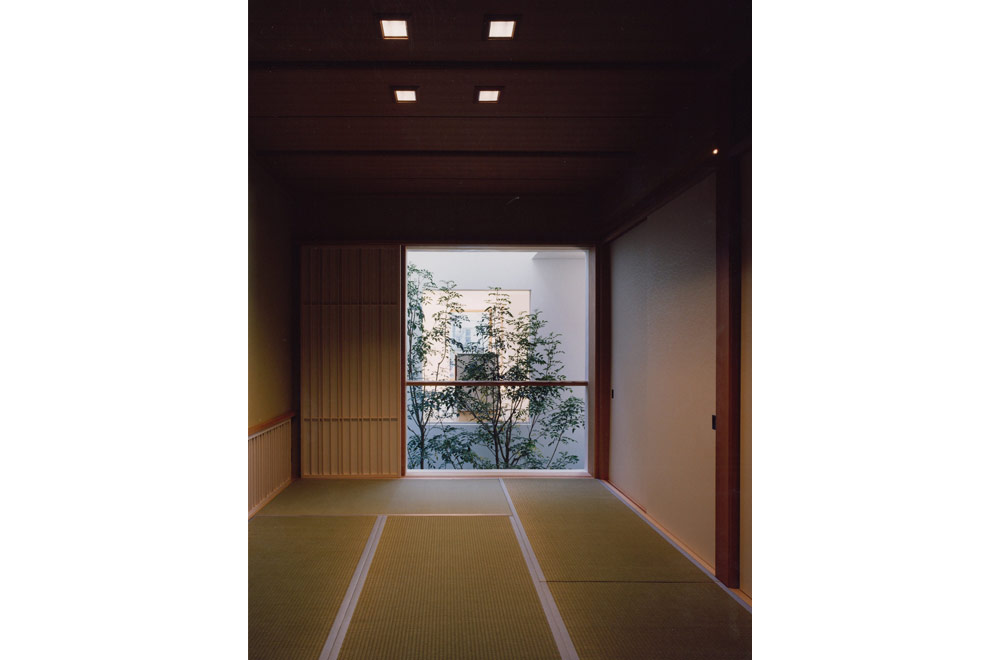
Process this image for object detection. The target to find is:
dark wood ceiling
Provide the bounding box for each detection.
[250,0,750,240]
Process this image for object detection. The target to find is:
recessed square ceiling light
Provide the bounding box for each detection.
[477,89,501,103]
[487,19,517,39]
[380,19,408,39]
[393,88,417,103]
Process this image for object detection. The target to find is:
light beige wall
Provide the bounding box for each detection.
[739,152,752,597]
[609,174,717,567]
[249,161,295,427]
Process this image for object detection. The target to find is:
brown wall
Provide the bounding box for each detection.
[739,152,751,597]
[608,174,718,567]
[249,160,295,427]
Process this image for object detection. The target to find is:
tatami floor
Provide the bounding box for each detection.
[249,478,751,660]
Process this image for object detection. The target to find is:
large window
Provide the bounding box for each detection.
[406,249,588,471]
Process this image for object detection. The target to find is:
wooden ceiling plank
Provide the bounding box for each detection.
[249,0,742,64]
[248,68,713,119]
[259,153,629,181]
[249,117,659,152]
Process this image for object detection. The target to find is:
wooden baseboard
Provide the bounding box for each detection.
[603,479,751,612]
[604,479,716,573]
[248,476,294,519]
[732,588,752,607]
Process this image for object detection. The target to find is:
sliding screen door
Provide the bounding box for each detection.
[299,245,402,476]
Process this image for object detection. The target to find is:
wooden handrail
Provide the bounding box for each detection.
[248,410,297,437]
[405,380,588,387]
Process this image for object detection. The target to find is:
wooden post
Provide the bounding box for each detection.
[715,153,742,587]
[594,242,612,480]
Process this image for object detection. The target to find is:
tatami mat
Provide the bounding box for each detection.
[549,582,751,660]
[504,478,709,582]
[338,516,561,660]
[257,478,511,516]
[248,516,375,660]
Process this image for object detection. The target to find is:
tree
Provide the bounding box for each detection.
[456,288,584,468]
[404,264,467,469]
[405,265,586,469]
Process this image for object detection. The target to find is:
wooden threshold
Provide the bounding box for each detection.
[406,380,588,387]
[405,469,591,478]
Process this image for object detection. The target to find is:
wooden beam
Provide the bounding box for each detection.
[249,60,721,72]
[256,149,633,158]
[714,150,742,587]
[602,157,717,244]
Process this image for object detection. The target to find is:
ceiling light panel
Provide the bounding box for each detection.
[488,20,516,38]
[393,88,417,102]
[379,16,409,39]
[485,17,517,39]
[477,89,501,103]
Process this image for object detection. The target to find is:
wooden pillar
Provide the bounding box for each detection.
[715,153,742,587]
[593,242,612,480]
